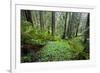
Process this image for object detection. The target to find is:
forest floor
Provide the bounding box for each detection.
[21,37,89,62]
[35,37,85,62]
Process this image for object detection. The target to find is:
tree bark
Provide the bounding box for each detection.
[24,10,33,24]
[84,13,90,53]
[21,10,26,20]
[62,13,68,39]
[51,12,55,36]
[75,13,81,37]
[39,11,44,31]
[67,12,73,38]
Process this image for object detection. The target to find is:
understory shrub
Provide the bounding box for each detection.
[34,38,86,62]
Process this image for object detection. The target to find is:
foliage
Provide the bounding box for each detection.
[68,37,89,60]
[21,53,33,63]
[34,37,85,62]
[21,10,89,62]
[68,37,84,53]
[21,20,33,33]
[77,51,89,60]
[21,20,61,45]
[35,41,71,61]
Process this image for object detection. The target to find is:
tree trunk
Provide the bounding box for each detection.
[84,13,90,53]
[39,11,44,31]
[51,12,55,36]
[67,12,73,38]
[75,13,81,37]
[62,13,68,39]
[21,10,26,21]
[75,23,79,37]
[24,10,33,24]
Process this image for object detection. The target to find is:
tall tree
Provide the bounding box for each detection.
[39,11,44,31]
[75,13,81,37]
[24,10,33,24]
[51,11,55,36]
[84,13,90,53]
[67,12,73,38]
[62,12,68,39]
[21,10,26,21]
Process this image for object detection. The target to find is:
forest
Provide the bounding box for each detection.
[21,10,90,63]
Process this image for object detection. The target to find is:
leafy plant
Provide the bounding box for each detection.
[34,39,84,62]
[21,53,33,63]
